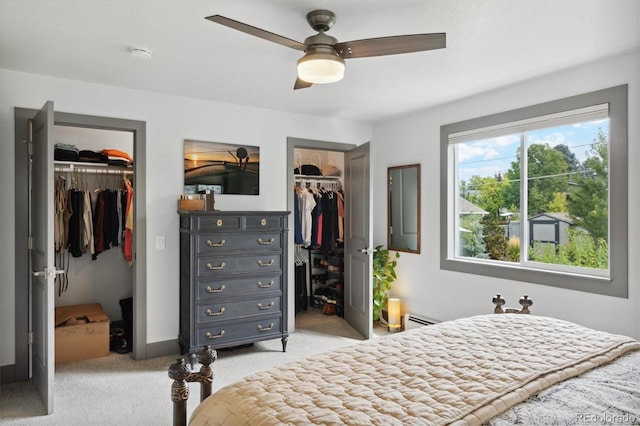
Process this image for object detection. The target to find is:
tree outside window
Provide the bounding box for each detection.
[455,120,609,271]
[441,85,627,297]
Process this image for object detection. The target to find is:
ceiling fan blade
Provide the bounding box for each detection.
[335,33,446,59]
[294,78,313,90]
[205,15,306,51]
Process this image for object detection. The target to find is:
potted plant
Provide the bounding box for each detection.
[372,245,400,322]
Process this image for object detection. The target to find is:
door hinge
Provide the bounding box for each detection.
[28,237,33,250]
[27,119,34,156]
[28,331,33,345]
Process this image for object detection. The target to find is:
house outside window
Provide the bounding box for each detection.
[440,85,628,297]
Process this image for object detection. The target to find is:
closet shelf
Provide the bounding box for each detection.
[54,161,133,174]
[294,174,341,179]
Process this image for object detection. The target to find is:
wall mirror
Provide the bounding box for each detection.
[388,164,421,253]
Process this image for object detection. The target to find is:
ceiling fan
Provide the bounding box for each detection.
[205,10,446,90]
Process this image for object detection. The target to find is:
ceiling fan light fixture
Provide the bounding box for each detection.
[206,10,446,90]
[297,51,345,84]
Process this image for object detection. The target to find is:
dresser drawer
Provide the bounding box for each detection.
[197,275,281,300]
[196,317,282,347]
[195,215,241,231]
[197,254,282,277]
[197,296,281,324]
[196,232,282,254]
[245,215,284,230]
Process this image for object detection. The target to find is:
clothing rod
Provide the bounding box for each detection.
[294,175,340,180]
[54,165,133,175]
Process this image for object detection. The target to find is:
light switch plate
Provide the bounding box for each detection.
[155,235,166,250]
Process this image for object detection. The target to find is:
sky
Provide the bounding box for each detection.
[456,118,609,184]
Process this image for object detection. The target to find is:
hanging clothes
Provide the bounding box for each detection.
[293,187,303,246]
[336,190,344,244]
[68,188,84,257]
[102,190,112,250]
[299,188,316,248]
[293,177,343,251]
[310,190,323,250]
[53,163,134,293]
[81,190,95,256]
[123,178,134,266]
[103,189,120,248]
[295,257,308,312]
[321,189,338,252]
[93,190,106,258]
[110,189,120,247]
[54,176,67,252]
[54,174,71,295]
[121,189,127,246]
[116,189,123,245]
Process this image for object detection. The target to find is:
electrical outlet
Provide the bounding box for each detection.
[155,236,166,250]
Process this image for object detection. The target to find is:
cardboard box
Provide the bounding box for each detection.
[55,303,111,365]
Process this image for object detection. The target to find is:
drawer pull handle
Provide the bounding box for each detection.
[205,330,225,339]
[260,219,267,226]
[216,219,223,226]
[206,239,226,247]
[206,307,226,316]
[206,262,226,270]
[257,323,274,332]
[257,301,275,310]
[257,281,274,288]
[257,259,275,267]
[256,237,275,245]
[206,284,226,293]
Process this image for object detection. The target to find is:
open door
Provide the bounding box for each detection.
[287,137,371,338]
[30,101,56,413]
[344,142,372,339]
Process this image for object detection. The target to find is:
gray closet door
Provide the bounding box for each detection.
[344,142,372,339]
[30,101,56,414]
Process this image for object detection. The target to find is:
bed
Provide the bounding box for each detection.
[169,296,640,425]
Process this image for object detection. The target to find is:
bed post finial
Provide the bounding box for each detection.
[492,294,533,314]
[196,345,217,402]
[519,294,533,314]
[168,358,190,426]
[169,347,217,426]
[492,293,506,314]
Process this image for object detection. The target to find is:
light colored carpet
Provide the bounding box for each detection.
[0,311,371,426]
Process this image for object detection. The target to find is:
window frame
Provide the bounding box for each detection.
[440,85,628,298]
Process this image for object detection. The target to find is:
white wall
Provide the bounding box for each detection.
[372,51,640,339]
[0,69,372,366]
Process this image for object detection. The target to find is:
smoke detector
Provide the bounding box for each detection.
[130,48,152,60]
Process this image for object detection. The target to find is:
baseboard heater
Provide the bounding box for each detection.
[404,313,439,330]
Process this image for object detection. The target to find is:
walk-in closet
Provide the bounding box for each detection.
[293,148,347,332]
[53,125,135,356]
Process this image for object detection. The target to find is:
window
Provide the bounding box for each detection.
[440,85,628,297]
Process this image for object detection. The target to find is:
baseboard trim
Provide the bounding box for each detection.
[144,339,179,359]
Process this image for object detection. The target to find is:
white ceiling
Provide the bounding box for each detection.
[1,0,638,123]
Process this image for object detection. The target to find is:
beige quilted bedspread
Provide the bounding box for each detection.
[190,314,640,426]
